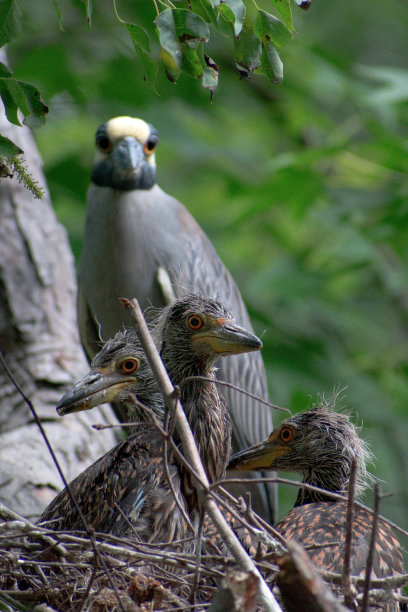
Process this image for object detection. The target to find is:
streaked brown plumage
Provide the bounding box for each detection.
[78,116,276,522]
[229,403,404,610]
[39,295,262,545]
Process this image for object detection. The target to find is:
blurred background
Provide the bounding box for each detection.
[7,0,408,535]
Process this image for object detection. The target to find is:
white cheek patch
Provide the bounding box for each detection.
[107,116,150,144]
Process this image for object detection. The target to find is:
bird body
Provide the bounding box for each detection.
[40,429,190,544]
[229,403,404,609]
[78,116,276,521]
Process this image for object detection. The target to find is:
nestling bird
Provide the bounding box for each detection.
[40,295,262,542]
[229,403,404,610]
[77,115,276,521]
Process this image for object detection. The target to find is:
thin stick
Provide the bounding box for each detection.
[342,457,357,609]
[179,375,290,414]
[121,297,282,612]
[361,483,381,612]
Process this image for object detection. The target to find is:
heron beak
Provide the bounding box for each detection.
[193,320,262,356]
[114,136,145,173]
[56,369,136,416]
[228,436,289,471]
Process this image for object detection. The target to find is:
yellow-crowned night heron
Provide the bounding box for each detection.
[229,403,404,610]
[78,116,276,521]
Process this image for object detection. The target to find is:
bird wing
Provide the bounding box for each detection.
[38,430,189,542]
[276,502,404,577]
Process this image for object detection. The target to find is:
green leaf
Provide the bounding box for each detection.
[202,54,218,99]
[0,0,22,47]
[0,74,48,127]
[81,0,92,27]
[190,0,217,25]
[124,22,158,89]
[269,0,294,32]
[155,9,208,80]
[160,48,180,83]
[0,134,22,156]
[125,21,150,53]
[0,79,22,124]
[52,0,65,33]
[218,0,245,36]
[19,81,49,128]
[234,22,262,75]
[255,10,292,49]
[256,40,283,84]
[155,10,181,64]
[156,9,209,52]
[0,61,12,77]
[182,46,203,78]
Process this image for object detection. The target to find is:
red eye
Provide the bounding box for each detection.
[187,315,203,330]
[279,426,293,443]
[144,138,158,155]
[96,135,112,153]
[120,358,139,374]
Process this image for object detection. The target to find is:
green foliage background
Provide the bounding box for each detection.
[6,0,408,540]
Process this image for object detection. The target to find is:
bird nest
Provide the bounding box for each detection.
[0,500,278,611]
[1,496,407,612]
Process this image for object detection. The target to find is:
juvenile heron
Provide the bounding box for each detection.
[78,115,276,521]
[229,403,404,609]
[40,295,262,541]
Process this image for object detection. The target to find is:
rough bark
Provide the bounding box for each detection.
[0,103,117,519]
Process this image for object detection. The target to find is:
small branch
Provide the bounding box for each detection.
[121,297,283,612]
[179,375,290,414]
[342,457,357,609]
[361,483,381,612]
[277,541,349,612]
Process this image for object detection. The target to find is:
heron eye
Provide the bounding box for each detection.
[96,135,112,153]
[279,426,293,443]
[187,315,204,330]
[120,358,140,374]
[144,138,158,154]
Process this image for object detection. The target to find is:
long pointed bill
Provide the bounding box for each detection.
[56,370,135,416]
[228,437,289,471]
[193,320,262,356]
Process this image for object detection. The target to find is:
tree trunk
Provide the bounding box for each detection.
[0,106,118,519]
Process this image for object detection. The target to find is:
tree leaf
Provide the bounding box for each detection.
[202,54,218,99]
[219,0,245,36]
[156,9,209,52]
[159,48,180,83]
[234,22,262,76]
[255,10,292,49]
[269,0,294,32]
[0,0,22,48]
[155,9,208,80]
[125,21,150,53]
[181,46,203,78]
[81,0,92,28]
[256,40,283,84]
[190,0,217,25]
[0,133,22,157]
[155,9,181,65]
[19,81,49,128]
[124,21,158,89]
[0,61,12,78]
[0,78,23,125]
[52,0,65,33]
